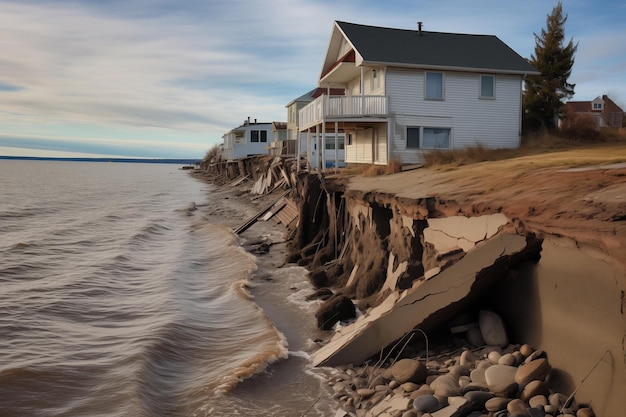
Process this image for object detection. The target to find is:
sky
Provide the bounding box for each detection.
[0,0,624,159]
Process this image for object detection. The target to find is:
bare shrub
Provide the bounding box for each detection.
[559,112,601,141]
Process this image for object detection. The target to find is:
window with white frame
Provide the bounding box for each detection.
[593,102,603,110]
[425,72,443,100]
[406,127,451,149]
[480,75,495,98]
[422,128,450,148]
[250,130,268,143]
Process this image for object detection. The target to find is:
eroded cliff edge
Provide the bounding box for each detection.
[284,149,626,416]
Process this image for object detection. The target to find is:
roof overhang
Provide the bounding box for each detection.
[363,60,540,76]
[320,62,361,85]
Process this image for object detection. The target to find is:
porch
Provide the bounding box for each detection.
[299,95,388,131]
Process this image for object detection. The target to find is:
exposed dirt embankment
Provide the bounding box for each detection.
[285,145,626,416]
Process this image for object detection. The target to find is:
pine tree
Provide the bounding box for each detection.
[523,2,578,131]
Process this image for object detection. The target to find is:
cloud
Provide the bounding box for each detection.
[0,0,624,158]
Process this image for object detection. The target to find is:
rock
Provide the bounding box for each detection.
[520,344,534,357]
[391,358,427,384]
[485,396,512,412]
[498,353,517,366]
[488,350,503,364]
[413,395,441,413]
[466,327,485,346]
[470,368,487,385]
[315,295,355,330]
[524,349,547,364]
[448,365,470,376]
[479,310,509,348]
[549,392,569,409]
[370,374,387,388]
[402,411,418,417]
[515,358,551,386]
[577,408,595,417]
[464,390,494,410]
[507,398,530,416]
[401,382,420,392]
[460,349,479,366]
[490,381,518,398]
[485,365,517,389]
[512,351,524,365]
[357,388,376,398]
[431,396,471,417]
[529,395,548,408]
[461,382,489,395]
[520,380,550,402]
[430,374,462,398]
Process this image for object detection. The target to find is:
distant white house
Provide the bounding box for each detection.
[299,21,539,166]
[286,88,346,169]
[222,118,273,161]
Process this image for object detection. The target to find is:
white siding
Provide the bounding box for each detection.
[346,128,373,164]
[386,68,523,164]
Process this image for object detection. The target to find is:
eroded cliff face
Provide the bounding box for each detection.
[288,174,540,313]
[287,171,625,416]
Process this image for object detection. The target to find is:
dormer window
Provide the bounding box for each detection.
[593,102,603,110]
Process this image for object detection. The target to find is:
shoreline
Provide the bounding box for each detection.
[190,170,603,417]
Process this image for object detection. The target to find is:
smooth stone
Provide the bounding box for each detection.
[401,382,420,392]
[458,376,471,388]
[467,327,485,346]
[389,380,399,389]
[485,396,512,412]
[499,353,517,366]
[356,388,376,398]
[430,374,462,398]
[479,310,509,348]
[512,351,524,365]
[491,381,519,398]
[520,344,534,357]
[477,359,493,370]
[392,359,427,384]
[470,368,487,385]
[529,395,548,408]
[353,377,368,389]
[544,404,557,414]
[520,380,550,402]
[413,395,441,413]
[577,408,595,417]
[485,365,518,388]
[488,351,503,364]
[464,390,494,409]
[461,382,489,395]
[549,392,569,409]
[507,398,530,416]
[449,365,470,376]
[515,358,552,386]
[460,349,479,366]
[525,350,548,364]
[381,368,394,379]
[402,411,418,417]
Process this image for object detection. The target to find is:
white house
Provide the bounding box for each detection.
[299,21,539,166]
[286,88,346,169]
[222,118,273,161]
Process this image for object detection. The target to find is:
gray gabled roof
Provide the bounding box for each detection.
[336,21,538,74]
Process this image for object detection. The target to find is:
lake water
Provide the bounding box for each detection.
[0,160,334,416]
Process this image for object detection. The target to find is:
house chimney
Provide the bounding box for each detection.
[247,116,250,125]
[418,21,423,35]
[254,118,257,124]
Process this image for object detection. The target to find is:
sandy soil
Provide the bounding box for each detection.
[347,145,626,270]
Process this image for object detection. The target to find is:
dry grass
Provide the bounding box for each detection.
[421,130,626,169]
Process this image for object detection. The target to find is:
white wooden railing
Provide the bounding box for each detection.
[299,95,388,130]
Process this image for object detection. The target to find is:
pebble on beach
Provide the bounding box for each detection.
[327,339,594,417]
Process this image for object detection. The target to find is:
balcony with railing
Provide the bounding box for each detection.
[299,95,388,131]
